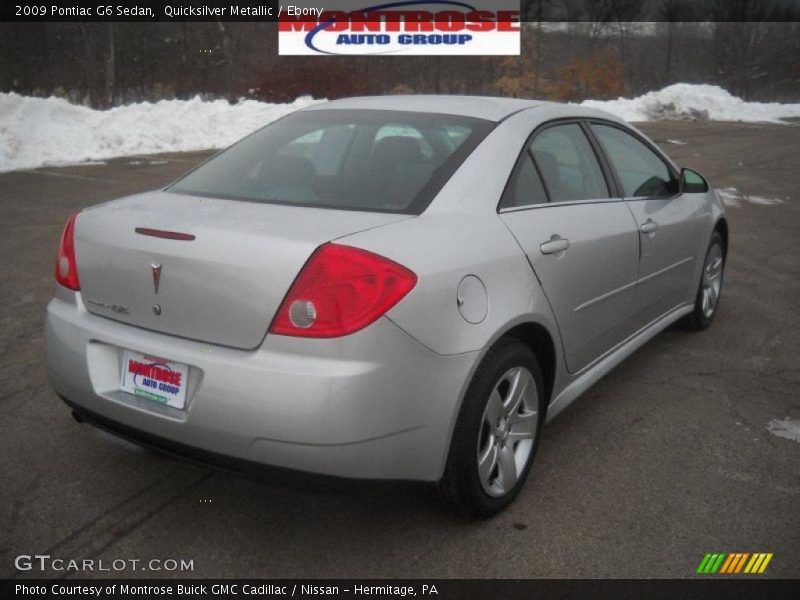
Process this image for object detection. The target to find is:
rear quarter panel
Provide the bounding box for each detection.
[339,213,561,358]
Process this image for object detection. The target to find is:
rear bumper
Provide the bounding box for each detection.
[44,287,479,481]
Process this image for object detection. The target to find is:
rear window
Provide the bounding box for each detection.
[170,109,494,214]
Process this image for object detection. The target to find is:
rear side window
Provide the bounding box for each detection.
[530,124,609,202]
[500,153,548,209]
[170,110,494,214]
[590,124,677,198]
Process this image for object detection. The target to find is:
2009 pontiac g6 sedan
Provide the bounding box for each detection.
[45,96,727,517]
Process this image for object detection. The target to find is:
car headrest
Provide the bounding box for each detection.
[369,136,424,167]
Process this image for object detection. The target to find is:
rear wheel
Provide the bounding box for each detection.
[683,231,725,330]
[434,339,544,518]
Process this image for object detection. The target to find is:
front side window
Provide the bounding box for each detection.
[170,110,494,214]
[590,124,677,198]
[529,123,609,202]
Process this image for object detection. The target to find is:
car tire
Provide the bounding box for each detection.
[683,231,726,331]
[434,338,545,518]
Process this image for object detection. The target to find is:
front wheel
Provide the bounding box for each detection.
[683,231,726,330]
[434,339,544,518]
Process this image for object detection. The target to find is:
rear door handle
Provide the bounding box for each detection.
[640,219,659,234]
[540,235,570,255]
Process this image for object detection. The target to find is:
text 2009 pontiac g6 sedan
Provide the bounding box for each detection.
[45,96,727,516]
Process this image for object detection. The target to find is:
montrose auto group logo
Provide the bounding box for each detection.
[278,1,520,55]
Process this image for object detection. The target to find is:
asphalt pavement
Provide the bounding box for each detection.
[1,121,798,579]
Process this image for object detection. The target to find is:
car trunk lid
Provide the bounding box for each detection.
[74,191,411,349]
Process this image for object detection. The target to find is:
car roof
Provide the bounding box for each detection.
[300,95,610,123]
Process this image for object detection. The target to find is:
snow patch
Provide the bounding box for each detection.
[0,92,324,173]
[716,187,742,208]
[714,187,785,207]
[767,418,800,443]
[745,195,785,206]
[580,84,800,123]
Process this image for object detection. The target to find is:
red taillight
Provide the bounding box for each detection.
[55,212,80,290]
[269,243,417,338]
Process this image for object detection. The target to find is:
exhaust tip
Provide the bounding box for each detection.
[71,410,85,424]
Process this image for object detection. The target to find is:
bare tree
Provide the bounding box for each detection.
[2,14,799,108]
[104,24,115,107]
[215,19,234,90]
[525,0,551,96]
[657,0,694,83]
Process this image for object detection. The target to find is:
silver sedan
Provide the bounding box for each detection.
[45,96,727,517]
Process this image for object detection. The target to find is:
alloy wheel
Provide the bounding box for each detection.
[476,366,539,497]
[701,243,724,319]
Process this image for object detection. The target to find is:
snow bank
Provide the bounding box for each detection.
[0,93,324,172]
[580,84,800,123]
[3,84,800,173]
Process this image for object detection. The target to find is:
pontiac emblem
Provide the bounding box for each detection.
[151,262,162,294]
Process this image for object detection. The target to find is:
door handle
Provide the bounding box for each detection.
[640,219,659,234]
[540,235,570,255]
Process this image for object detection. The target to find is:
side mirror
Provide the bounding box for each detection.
[681,168,709,194]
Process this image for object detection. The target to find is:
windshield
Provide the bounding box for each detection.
[169,109,494,214]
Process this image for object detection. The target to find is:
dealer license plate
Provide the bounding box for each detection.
[120,350,189,410]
